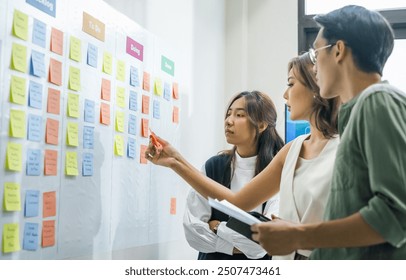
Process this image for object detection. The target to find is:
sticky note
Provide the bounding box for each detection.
[130,66,139,87]
[101,78,111,101]
[82,153,93,176]
[153,100,160,119]
[114,135,124,156]
[30,50,46,78]
[141,118,149,138]
[4,182,21,211]
[13,10,28,40]
[10,75,26,105]
[83,126,94,149]
[128,114,136,135]
[116,60,125,81]
[173,82,179,99]
[11,42,27,73]
[69,66,81,91]
[103,51,112,74]
[9,109,26,138]
[45,118,59,145]
[44,149,57,176]
[154,78,163,96]
[115,111,125,133]
[43,191,56,218]
[173,106,179,124]
[100,103,110,125]
[28,80,43,109]
[170,197,177,215]
[116,87,125,108]
[67,93,79,118]
[65,152,78,176]
[69,36,81,62]
[67,122,79,147]
[47,88,60,115]
[2,223,20,253]
[84,99,95,123]
[142,95,150,114]
[127,137,136,159]
[49,58,62,86]
[6,142,22,171]
[163,82,171,101]
[27,114,42,142]
[87,43,98,68]
[42,220,55,247]
[140,145,148,164]
[23,222,39,251]
[32,19,46,48]
[129,90,137,111]
[51,27,63,55]
[26,149,41,176]
[143,72,150,91]
[25,190,40,217]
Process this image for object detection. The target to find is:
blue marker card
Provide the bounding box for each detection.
[129,90,137,111]
[30,50,46,78]
[82,153,94,176]
[27,114,42,142]
[153,100,160,119]
[23,222,39,251]
[127,137,136,159]
[87,43,98,68]
[28,80,43,109]
[25,190,40,217]
[128,114,136,135]
[163,82,171,101]
[26,149,41,176]
[83,126,94,149]
[84,99,95,123]
[130,66,139,87]
[32,19,46,48]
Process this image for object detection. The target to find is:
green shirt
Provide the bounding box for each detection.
[311,82,406,259]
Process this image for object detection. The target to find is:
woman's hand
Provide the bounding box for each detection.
[145,134,180,168]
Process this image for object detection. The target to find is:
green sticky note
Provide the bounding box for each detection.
[67,122,79,147]
[69,36,81,62]
[2,223,20,253]
[13,10,28,41]
[116,87,125,108]
[114,135,124,156]
[67,93,79,118]
[103,52,112,75]
[10,75,26,105]
[4,182,21,211]
[115,111,125,133]
[65,152,78,176]
[9,109,26,138]
[6,142,22,171]
[11,43,27,73]
[116,60,125,82]
[154,78,163,96]
[69,66,81,91]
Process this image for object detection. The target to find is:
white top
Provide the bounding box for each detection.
[273,134,339,260]
[183,152,280,259]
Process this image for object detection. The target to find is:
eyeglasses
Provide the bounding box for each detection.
[308,44,334,65]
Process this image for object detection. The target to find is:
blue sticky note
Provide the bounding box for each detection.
[164,82,171,101]
[30,50,46,78]
[26,149,41,176]
[25,190,40,217]
[153,100,160,119]
[128,114,136,135]
[26,0,56,17]
[27,114,42,142]
[82,153,93,176]
[23,222,39,251]
[87,43,98,68]
[28,80,43,109]
[130,66,139,87]
[84,99,95,123]
[83,126,94,149]
[129,90,137,111]
[32,19,46,48]
[127,137,136,159]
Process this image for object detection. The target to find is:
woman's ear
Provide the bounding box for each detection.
[258,122,268,134]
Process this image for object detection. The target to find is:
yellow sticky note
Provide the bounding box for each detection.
[6,142,22,171]
[69,36,81,62]
[103,52,112,74]
[116,87,125,108]
[115,111,125,133]
[114,135,124,156]
[12,10,28,41]
[4,182,21,211]
[67,93,79,118]
[2,223,20,253]
[69,66,81,91]
[116,60,125,82]
[11,42,27,73]
[9,109,26,138]
[67,122,79,147]
[154,78,163,96]
[10,75,26,105]
[65,152,78,176]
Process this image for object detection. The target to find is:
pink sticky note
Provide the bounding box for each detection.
[49,58,62,86]
[100,103,110,125]
[101,78,111,101]
[141,118,149,138]
[173,106,179,124]
[170,197,177,215]
[51,27,63,55]
[44,149,57,175]
[42,220,55,247]
[142,95,150,114]
[140,145,148,164]
[143,72,150,92]
[172,82,179,99]
[46,118,59,145]
[43,191,56,217]
[47,88,60,115]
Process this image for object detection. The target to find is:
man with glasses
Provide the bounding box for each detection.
[252,5,406,259]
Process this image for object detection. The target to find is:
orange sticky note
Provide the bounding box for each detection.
[101,78,111,101]
[142,95,150,114]
[47,88,60,115]
[143,72,150,92]
[51,27,63,55]
[45,118,59,145]
[49,58,62,86]
[173,106,179,124]
[140,145,148,164]
[44,149,57,176]
[43,191,56,218]
[172,82,179,99]
[100,102,110,125]
[170,197,177,215]
[141,118,149,138]
[42,220,55,247]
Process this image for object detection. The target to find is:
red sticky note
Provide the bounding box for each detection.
[100,102,110,125]
[101,78,111,101]
[45,118,59,145]
[47,88,60,115]
[143,72,150,92]
[173,106,179,124]
[142,95,150,114]
[43,191,56,218]
[170,197,177,215]
[42,220,55,247]
[44,149,58,176]
[140,144,148,164]
[51,27,63,55]
[141,118,149,138]
[49,58,62,86]
[172,82,179,99]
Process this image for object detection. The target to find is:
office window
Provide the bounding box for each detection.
[305,0,406,15]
